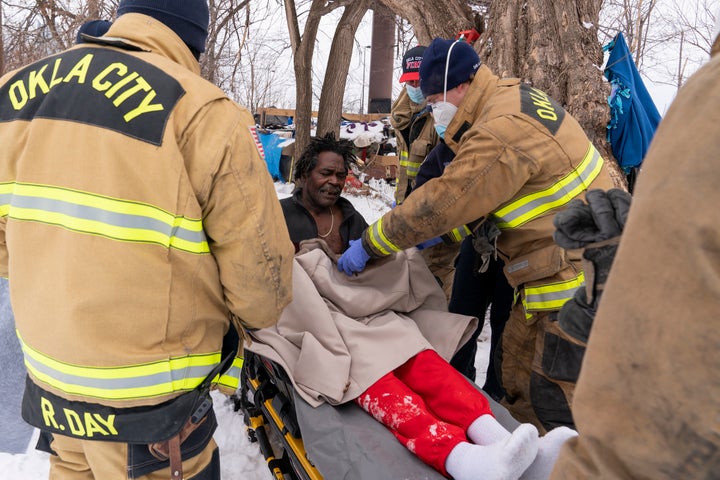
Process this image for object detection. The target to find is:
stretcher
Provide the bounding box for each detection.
[235,349,520,480]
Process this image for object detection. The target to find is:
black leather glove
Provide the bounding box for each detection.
[553,188,631,249]
[554,189,632,342]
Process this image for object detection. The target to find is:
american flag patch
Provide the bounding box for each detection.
[249,126,265,160]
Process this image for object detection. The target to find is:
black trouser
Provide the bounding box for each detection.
[449,236,514,401]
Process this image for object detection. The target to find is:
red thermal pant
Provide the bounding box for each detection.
[355,349,492,476]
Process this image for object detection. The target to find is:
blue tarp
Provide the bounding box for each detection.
[258,131,285,180]
[603,32,661,174]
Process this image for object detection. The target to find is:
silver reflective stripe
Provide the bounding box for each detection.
[10,194,206,245]
[0,182,209,254]
[525,289,573,305]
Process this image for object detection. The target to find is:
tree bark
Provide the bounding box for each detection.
[317,0,371,138]
[377,0,476,42]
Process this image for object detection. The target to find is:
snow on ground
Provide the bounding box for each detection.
[0,181,492,479]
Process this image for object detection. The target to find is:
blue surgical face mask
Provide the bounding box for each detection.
[434,124,447,139]
[406,84,425,104]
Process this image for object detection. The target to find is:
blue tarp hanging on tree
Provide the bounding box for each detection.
[258,130,285,180]
[603,32,661,175]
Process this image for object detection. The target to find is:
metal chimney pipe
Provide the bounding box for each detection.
[367,3,394,114]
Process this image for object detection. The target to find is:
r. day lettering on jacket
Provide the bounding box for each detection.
[40,396,118,438]
[519,84,566,136]
[0,48,184,145]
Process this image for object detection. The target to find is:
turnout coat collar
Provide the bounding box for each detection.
[93,13,201,75]
[391,87,429,132]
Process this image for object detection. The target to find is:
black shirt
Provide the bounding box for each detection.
[280,189,368,253]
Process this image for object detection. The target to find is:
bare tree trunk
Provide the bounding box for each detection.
[87,0,101,19]
[203,1,251,85]
[317,0,370,137]
[36,0,72,52]
[284,0,351,157]
[285,0,320,157]
[676,30,685,93]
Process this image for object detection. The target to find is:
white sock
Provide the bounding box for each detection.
[445,424,539,480]
[519,426,578,480]
[466,414,511,445]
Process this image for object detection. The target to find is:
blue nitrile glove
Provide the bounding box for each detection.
[338,239,371,275]
[416,236,442,250]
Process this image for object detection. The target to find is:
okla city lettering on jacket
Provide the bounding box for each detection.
[0,47,184,145]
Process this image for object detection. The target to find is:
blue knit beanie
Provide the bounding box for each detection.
[117,0,209,54]
[420,38,481,97]
[76,20,112,44]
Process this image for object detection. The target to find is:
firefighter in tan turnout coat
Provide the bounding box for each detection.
[338,38,614,432]
[0,2,293,479]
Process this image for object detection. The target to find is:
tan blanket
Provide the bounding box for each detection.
[246,239,478,407]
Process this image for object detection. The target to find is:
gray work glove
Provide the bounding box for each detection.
[471,220,502,273]
[553,188,632,343]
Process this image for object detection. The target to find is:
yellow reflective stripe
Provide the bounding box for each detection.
[399,150,409,161]
[523,272,585,311]
[18,332,221,400]
[0,181,14,207]
[402,160,422,178]
[0,182,9,215]
[0,182,209,254]
[448,225,472,242]
[493,144,604,229]
[367,217,401,255]
[215,356,244,391]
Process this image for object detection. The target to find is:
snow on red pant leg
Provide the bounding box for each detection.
[356,370,465,476]
[394,349,493,429]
